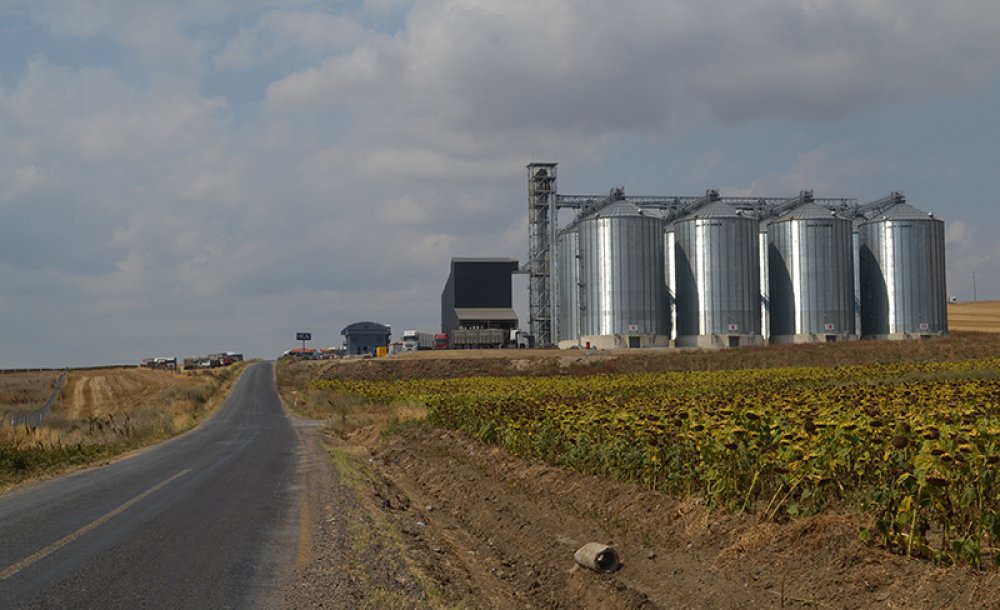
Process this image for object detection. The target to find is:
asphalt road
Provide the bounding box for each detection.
[0,362,301,609]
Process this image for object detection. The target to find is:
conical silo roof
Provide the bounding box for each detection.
[678,201,748,222]
[866,202,936,223]
[774,201,848,222]
[591,201,644,219]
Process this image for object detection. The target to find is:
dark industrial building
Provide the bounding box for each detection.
[441,258,519,333]
[341,321,391,356]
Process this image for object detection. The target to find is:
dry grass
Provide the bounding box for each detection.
[276,361,427,437]
[0,371,62,413]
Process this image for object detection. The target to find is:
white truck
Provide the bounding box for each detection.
[510,329,533,349]
[401,330,435,351]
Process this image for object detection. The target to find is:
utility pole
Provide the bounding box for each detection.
[973,271,978,302]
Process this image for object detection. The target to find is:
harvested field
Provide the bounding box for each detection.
[62,367,208,420]
[948,301,1000,332]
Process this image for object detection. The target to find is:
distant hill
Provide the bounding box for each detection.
[948,301,1000,332]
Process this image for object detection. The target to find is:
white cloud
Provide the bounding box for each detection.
[5,59,228,163]
[214,10,369,70]
[4,0,1000,364]
[265,0,1000,140]
[946,220,972,246]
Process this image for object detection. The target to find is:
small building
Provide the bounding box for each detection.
[441,258,519,334]
[341,321,391,356]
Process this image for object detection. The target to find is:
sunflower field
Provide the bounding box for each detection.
[315,357,1000,566]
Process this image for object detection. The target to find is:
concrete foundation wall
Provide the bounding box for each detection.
[861,332,947,341]
[575,334,670,350]
[675,334,765,348]
[768,333,859,345]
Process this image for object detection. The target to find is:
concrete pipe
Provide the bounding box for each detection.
[574,543,620,573]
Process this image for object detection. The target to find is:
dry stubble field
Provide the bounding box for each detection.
[948,301,1000,333]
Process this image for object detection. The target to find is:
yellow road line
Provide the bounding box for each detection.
[0,468,192,580]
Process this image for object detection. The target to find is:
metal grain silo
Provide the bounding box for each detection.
[556,228,581,344]
[858,203,947,338]
[672,202,763,347]
[664,227,677,342]
[767,202,857,343]
[578,201,668,348]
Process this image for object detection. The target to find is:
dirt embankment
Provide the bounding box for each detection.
[385,425,1000,609]
[287,423,1000,609]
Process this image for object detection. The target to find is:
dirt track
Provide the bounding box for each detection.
[61,368,207,419]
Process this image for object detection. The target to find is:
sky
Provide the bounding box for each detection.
[2,0,1000,367]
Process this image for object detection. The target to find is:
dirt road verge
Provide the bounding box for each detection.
[281,415,1000,608]
[328,424,999,609]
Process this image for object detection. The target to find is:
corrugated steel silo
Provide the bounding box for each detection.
[759,229,770,340]
[664,227,677,342]
[579,201,668,345]
[672,202,762,347]
[556,228,580,343]
[767,202,857,342]
[859,204,947,338]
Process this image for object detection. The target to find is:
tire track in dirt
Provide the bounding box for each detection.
[62,375,92,420]
[59,369,205,421]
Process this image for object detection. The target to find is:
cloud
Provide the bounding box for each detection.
[3,0,1000,365]
[214,10,369,70]
[4,59,228,163]
[946,220,972,246]
[0,165,46,203]
[266,0,1000,140]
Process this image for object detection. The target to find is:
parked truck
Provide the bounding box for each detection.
[401,330,435,351]
[449,328,506,349]
[510,329,533,349]
[454,329,532,349]
[432,329,533,350]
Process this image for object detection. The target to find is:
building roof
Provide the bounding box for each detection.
[455,308,519,321]
[341,321,391,335]
[450,257,519,265]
